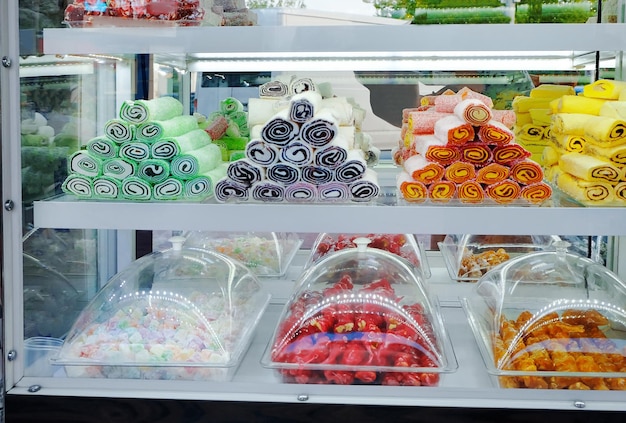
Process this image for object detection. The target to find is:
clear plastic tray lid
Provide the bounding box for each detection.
[463,242,626,390]
[439,234,560,282]
[183,231,302,277]
[304,233,431,278]
[56,237,270,369]
[262,238,456,385]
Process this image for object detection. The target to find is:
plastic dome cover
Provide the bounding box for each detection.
[183,231,302,277]
[55,238,270,380]
[439,234,560,282]
[304,233,431,278]
[463,241,626,390]
[262,238,456,385]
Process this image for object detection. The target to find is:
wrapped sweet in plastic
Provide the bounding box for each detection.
[54,237,270,380]
[262,238,456,385]
[183,231,302,277]
[463,241,626,390]
[439,234,560,282]
[304,233,431,278]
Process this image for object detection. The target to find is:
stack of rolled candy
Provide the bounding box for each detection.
[394,87,551,204]
[214,78,381,203]
[541,79,626,205]
[62,96,227,202]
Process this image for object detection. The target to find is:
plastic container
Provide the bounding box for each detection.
[262,238,456,385]
[54,237,270,381]
[438,234,561,282]
[183,231,302,278]
[24,337,64,377]
[304,233,431,278]
[23,253,81,338]
[462,241,626,390]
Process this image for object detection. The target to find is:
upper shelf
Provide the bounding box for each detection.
[43,23,626,57]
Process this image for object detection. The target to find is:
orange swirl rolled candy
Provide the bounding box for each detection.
[454,98,493,126]
[520,181,552,204]
[444,162,476,184]
[403,154,445,185]
[493,143,531,165]
[461,143,493,166]
[425,145,461,166]
[458,180,485,204]
[477,120,515,146]
[428,180,456,203]
[396,170,428,203]
[434,115,475,146]
[476,163,510,185]
[485,179,522,204]
[510,159,544,185]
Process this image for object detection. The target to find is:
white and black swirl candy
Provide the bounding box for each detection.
[121,177,152,201]
[301,165,333,186]
[153,178,184,201]
[281,140,313,166]
[289,98,315,124]
[86,136,119,159]
[69,151,102,178]
[335,150,367,183]
[226,159,264,186]
[245,139,279,166]
[349,170,380,202]
[314,144,348,169]
[318,182,350,202]
[120,141,151,162]
[259,80,288,98]
[266,162,300,186]
[289,77,316,95]
[104,119,135,143]
[299,111,339,148]
[251,181,285,202]
[214,178,249,203]
[93,176,121,199]
[285,182,318,203]
[62,174,93,199]
[260,113,299,147]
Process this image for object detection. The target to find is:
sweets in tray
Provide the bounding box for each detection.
[538,79,626,206]
[64,0,257,27]
[394,87,552,205]
[214,77,382,204]
[183,231,302,277]
[463,241,626,390]
[262,238,457,385]
[53,238,270,380]
[438,234,561,282]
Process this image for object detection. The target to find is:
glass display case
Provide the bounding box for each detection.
[3,0,626,421]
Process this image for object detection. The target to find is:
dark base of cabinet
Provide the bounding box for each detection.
[5,395,625,423]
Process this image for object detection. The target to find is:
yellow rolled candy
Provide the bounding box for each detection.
[584,143,626,165]
[529,84,575,99]
[583,115,626,146]
[557,171,614,204]
[528,108,552,126]
[584,79,626,100]
[550,95,607,116]
[559,152,621,183]
[514,113,533,126]
[599,101,626,120]
[515,123,545,142]
[614,182,626,202]
[551,133,587,153]
[552,113,594,136]
[512,96,552,113]
[541,145,561,167]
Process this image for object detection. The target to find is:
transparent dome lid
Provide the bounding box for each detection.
[304,233,431,278]
[262,238,456,385]
[55,238,270,380]
[463,242,626,390]
[439,234,561,282]
[183,231,302,277]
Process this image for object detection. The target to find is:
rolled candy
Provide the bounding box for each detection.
[476,163,510,185]
[349,169,379,202]
[93,176,121,199]
[444,161,476,184]
[62,174,93,199]
[485,179,521,204]
[403,154,444,185]
[428,180,456,203]
[478,120,514,146]
[214,178,250,203]
[267,162,300,186]
[261,110,299,147]
[461,143,493,166]
[226,158,264,186]
[510,159,544,185]
[285,182,318,203]
[251,181,285,202]
[454,98,493,126]
[301,165,333,186]
[335,150,367,184]
[153,178,184,201]
[520,181,552,204]
[282,140,314,166]
[434,115,475,146]
[299,109,339,148]
[245,139,280,166]
[119,141,151,162]
[396,170,428,203]
[458,180,485,204]
[492,143,531,165]
[318,181,350,202]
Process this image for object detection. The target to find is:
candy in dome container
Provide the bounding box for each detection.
[304,233,431,279]
[183,231,302,278]
[439,234,561,282]
[462,241,626,390]
[53,237,270,381]
[262,238,457,385]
